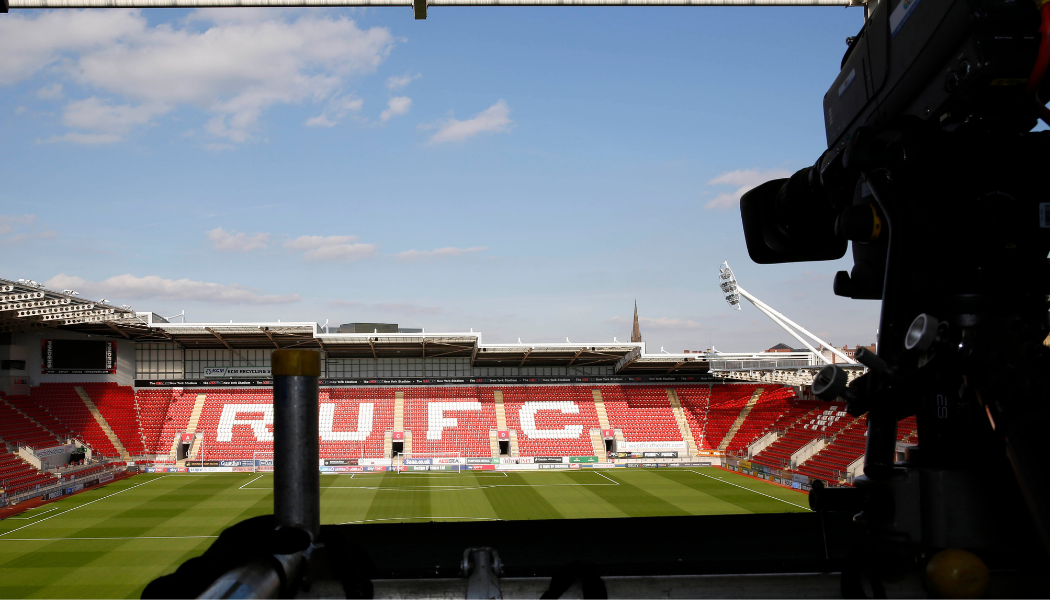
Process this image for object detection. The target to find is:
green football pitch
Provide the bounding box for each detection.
[0,468,808,599]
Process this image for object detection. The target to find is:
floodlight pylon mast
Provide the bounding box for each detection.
[718,261,856,365]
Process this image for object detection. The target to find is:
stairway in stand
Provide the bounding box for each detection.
[74,386,131,461]
[717,388,764,452]
[183,393,208,463]
[666,389,700,457]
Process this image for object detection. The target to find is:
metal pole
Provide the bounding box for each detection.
[737,286,857,364]
[271,348,321,538]
[744,297,831,364]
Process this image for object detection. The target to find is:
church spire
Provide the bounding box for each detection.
[631,300,642,343]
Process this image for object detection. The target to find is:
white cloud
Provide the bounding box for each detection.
[305,95,363,128]
[41,132,124,145]
[37,83,63,99]
[606,315,705,330]
[0,10,395,144]
[206,227,270,252]
[704,168,792,210]
[61,97,169,139]
[0,214,55,245]
[380,96,411,122]
[0,214,37,235]
[386,72,420,90]
[394,246,488,261]
[44,273,300,304]
[284,235,378,263]
[425,99,512,144]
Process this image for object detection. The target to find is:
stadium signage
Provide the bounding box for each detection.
[601,429,615,438]
[678,461,714,467]
[538,464,569,469]
[568,456,599,463]
[466,458,499,464]
[643,451,678,458]
[497,430,510,440]
[534,456,563,463]
[619,441,686,450]
[135,374,716,387]
[34,443,75,458]
[204,367,272,378]
[324,459,359,466]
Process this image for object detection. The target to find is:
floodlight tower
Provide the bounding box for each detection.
[718,262,856,365]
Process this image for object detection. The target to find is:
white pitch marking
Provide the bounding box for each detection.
[0,476,169,538]
[7,507,60,520]
[686,469,811,511]
[0,535,219,541]
[238,474,264,490]
[335,517,501,525]
[241,470,615,491]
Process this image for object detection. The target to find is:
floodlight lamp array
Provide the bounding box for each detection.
[719,261,741,310]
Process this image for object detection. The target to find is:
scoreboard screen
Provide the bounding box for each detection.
[42,340,117,374]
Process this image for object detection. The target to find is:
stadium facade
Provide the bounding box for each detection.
[0,276,900,507]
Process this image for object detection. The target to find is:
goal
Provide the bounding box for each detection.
[253,452,274,473]
[394,451,462,474]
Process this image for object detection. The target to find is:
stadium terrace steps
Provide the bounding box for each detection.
[489,430,499,457]
[508,429,520,457]
[590,429,607,462]
[185,393,208,436]
[591,390,611,430]
[394,391,405,432]
[667,389,700,457]
[717,388,764,451]
[493,391,508,431]
[73,386,132,461]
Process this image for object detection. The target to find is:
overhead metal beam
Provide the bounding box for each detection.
[518,347,533,367]
[666,359,690,373]
[369,338,377,360]
[105,322,131,340]
[259,327,280,349]
[566,349,585,366]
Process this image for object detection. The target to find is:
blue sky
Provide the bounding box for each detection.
[0,5,884,352]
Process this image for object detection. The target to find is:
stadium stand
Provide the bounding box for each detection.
[747,402,826,470]
[794,412,866,484]
[723,385,796,453]
[496,386,601,456]
[0,395,61,449]
[693,384,761,449]
[27,384,121,458]
[0,446,56,495]
[676,385,713,449]
[600,385,682,442]
[319,388,395,459]
[79,383,147,456]
[2,394,71,442]
[402,387,496,456]
[137,388,198,455]
[193,389,275,460]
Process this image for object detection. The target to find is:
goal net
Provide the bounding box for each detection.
[394,451,463,474]
[253,452,274,473]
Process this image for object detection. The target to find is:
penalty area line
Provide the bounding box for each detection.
[686,469,811,511]
[0,476,170,538]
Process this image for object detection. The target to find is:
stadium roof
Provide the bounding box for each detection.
[1,276,828,375]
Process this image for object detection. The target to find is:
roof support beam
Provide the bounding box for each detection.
[421,339,426,360]
[207,326,254,366]
[259,327,280,349]
[369,338,377,360]
[155,328,184,349]
[666,360,690,374]
[567,349,585,366]
[518,347,533,367]
[106,322,131,340]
